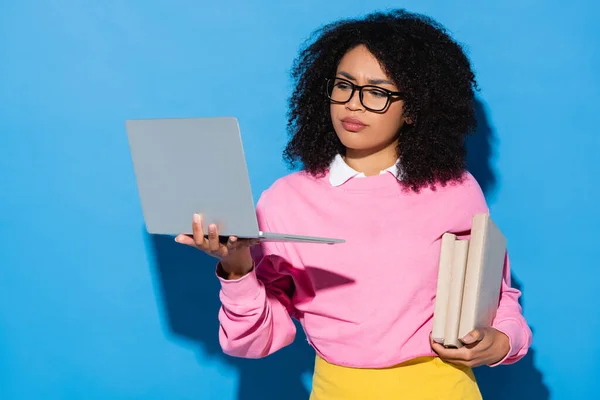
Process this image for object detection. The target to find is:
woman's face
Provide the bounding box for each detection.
[329,45,408,156]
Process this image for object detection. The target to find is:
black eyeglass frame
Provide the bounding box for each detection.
[325,77,405,112]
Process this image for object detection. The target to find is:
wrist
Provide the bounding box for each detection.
[217,259,254,280]
[492,329,511,363]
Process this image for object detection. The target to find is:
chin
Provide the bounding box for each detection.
[334,127,365,145]
[336,132,380,152]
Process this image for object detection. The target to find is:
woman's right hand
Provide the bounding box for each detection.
[174,213,259,279]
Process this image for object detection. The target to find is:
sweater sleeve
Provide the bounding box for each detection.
[488,254,533,366]
[453,173,533,366]
[216,194,297,358]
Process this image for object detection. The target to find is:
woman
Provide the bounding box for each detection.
[175,9,532,399]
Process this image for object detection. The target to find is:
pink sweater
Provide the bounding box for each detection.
[216,170,532,368]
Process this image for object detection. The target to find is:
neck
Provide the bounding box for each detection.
[344,141,398,176]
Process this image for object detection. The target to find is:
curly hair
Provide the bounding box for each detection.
[283,9,479,192]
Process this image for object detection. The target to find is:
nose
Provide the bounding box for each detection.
[345,89,364,111]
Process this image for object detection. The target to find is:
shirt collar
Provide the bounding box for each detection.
[328,154,402,186]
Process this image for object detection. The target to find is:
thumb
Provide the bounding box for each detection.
[461,329,484,345]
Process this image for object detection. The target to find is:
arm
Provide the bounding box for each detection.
[489,254,533,366]
[454,174,533,365]
[216,196,297,358]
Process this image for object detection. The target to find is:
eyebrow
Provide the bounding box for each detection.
[337,71,395,86]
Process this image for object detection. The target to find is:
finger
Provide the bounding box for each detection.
[227,237,259,251]
[430,335,483,367]
[431,341,473,363]
[461,329,484,345]
[174,234,196,247]
[207,224,222,254]
[465,333,493,352]
[192,214,208,249]
[431,341,460,359]
[226,236,238,251]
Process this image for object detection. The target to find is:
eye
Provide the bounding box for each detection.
[365,88,388,98]
[335,82,352,90]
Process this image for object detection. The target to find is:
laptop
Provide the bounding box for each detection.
[125,116,344,245]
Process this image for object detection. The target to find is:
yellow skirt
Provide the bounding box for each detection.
[310,355,482,400]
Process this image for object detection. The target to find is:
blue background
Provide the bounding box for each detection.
[1,1,598,399]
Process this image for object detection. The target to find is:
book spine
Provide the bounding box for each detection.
[443,239,469,348]
[457,215,488,339]
[431,233,456,343]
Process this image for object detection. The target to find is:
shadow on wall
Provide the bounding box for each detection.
[149,237,313,400]
[468,98,550,400]
[466,98,498,200]
[474,276,549,400]
[145,97,548,400]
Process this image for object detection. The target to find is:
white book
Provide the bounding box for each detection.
[458,213,507,339]
[442,239,470,348]
[431,233,456,343]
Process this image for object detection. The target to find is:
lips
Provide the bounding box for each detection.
[341,117,367,132]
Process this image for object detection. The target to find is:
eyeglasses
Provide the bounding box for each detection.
[325,77,404,112]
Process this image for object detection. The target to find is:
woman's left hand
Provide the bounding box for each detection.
[430,327,510,368]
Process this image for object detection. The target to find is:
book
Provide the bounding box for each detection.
[432,213,507,348]
[442,237,470,347]
[431,233,456,344]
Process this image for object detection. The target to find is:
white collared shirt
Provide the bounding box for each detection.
[328,154,402,186]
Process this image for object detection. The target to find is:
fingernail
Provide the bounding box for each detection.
[462,334,475,344]
[174,236,180,243]
[193,214,201,223]
[209,224,216,233]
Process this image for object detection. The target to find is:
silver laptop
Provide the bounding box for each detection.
[125,116,344,245]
